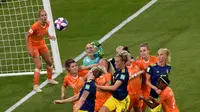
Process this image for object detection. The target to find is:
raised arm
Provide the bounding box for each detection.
[91,40,104,57]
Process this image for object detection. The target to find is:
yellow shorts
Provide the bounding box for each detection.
[150,104,162,112]
[103,95,130,112]
[78,110,88,112]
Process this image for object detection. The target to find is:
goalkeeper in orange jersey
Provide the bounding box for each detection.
[25,9,58,92]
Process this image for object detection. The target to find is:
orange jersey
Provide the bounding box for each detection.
[136,56,158,69]
[28,21,50,46]
[127,61,144,94]
[63,70,88,95]
[158,87,179,112]
[95,73,112,111]
[136,56,158,89]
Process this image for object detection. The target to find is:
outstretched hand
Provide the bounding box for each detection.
[48,35,56,41]
[52,100,63,104]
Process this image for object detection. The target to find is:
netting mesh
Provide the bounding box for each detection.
[0,0,52,74]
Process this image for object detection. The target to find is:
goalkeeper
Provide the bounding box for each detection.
[81,40,104,70]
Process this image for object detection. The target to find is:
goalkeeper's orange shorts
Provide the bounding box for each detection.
[30,44,49,57]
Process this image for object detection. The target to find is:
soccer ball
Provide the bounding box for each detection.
[54,17,68,31]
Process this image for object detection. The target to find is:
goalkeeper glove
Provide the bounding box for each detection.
[91,40,101,47]
[98,50,104,57]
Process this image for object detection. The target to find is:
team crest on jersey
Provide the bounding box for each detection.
[28,29,33,34]
[85,84,90,90]
[120,74,125,80]
[166,69,169,74]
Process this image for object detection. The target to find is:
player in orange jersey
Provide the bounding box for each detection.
[53,66,106,112]
[126,52,145,112]
[140,76,179,112]
[25,9,58,92]
[135,43,157,112]
[95,58,112,112]
[54,59,88,111]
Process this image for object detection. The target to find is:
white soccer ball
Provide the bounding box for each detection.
[54,17,68,31]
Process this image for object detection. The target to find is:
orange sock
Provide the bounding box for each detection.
[47,67,53,80]
[34,68,40,85]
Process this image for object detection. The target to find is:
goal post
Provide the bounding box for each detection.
[0,0,63,77]
[42,0,63,74]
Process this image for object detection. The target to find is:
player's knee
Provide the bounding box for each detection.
[36,64,42,70]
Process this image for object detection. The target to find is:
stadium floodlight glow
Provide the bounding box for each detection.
[0,0,62,77]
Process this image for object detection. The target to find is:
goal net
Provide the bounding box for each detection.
[0,0,62,76]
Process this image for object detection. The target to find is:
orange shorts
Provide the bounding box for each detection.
[128,93,143,110]
[30,44,49,57]
[95,98,108,112]
[141,86,151,109]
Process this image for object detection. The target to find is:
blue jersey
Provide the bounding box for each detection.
[112,67,129,100]
[83,46,103,68]
[79,80,96,112]
[147,63,171,98]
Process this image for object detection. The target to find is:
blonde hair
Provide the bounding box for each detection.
[116,46,124,53]
[158,48,171,64]
[117,50,130,63]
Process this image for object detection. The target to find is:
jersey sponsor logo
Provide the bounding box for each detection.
[85,84,90,90]
[28,29,33,34]
[156,71,159,73]
[120,74,125,80]
[147,67,150,72]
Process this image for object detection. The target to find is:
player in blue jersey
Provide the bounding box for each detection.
[97,50,130,112]
[146,48,171,112]
[53,66,106,112]
[81,40,104,70]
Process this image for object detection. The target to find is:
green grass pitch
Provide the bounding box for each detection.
[0,0,200,111]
